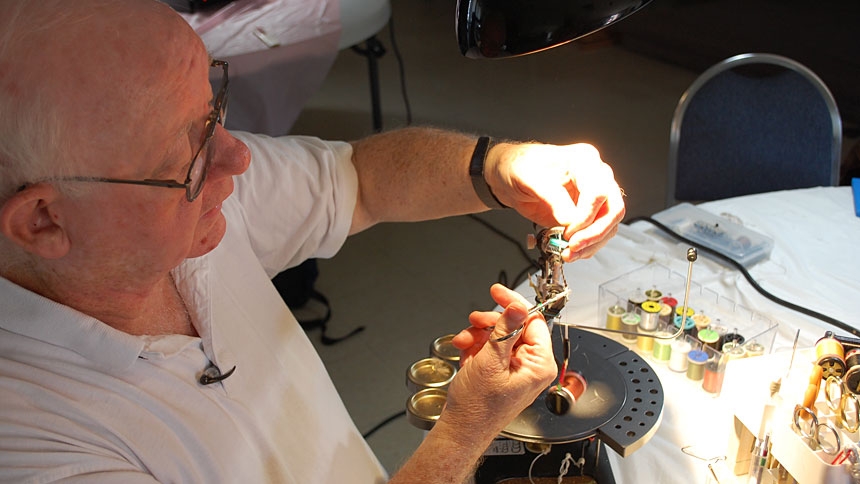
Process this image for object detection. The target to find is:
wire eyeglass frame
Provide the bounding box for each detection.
[17,59,229,203]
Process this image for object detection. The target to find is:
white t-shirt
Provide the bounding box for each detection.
[0,132,388,483]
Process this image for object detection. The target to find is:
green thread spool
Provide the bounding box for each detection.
[621,312,640,342]
[686,350,708,381]
[698,328,721,351]
[652,331,674,362]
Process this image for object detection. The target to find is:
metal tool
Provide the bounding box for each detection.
[489,289,571,343]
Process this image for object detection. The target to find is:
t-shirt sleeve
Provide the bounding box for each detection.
[226,131,358,276]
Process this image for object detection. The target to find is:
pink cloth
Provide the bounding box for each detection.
[181,0,342,135]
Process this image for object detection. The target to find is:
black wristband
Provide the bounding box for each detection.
[468,136,507,209]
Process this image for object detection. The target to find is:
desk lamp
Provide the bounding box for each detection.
[456,0,652,59]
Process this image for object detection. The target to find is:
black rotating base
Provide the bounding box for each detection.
[502,328,663,456]
[474,328,663,483]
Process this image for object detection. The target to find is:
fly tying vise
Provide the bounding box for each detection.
[527,226,580,414]
[523,227,697,415]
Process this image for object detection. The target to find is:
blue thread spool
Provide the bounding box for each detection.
[686,350,709,381]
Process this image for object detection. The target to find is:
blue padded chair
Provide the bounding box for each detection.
[666,53,842,207]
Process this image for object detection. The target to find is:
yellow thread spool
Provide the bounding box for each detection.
[606,305,625,331]
[636,328,655,352]
[816,335,846,379]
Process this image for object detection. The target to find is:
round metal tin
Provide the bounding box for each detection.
[430,334,461,363]
[407,388,447,430]
[406,357,456,393]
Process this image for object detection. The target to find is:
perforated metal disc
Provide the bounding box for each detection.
[499,328,663,457]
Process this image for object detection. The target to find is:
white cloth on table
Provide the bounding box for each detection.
[512,186,859,484]
[180,0,342,136]
[0,132,387,484]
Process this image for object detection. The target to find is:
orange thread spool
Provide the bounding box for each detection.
[816,335,846,379]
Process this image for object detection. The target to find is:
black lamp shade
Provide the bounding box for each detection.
[456,0,652,59]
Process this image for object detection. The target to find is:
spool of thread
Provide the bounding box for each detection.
[675,306,694,318]
[846,349,860,370]
[816,334,847,379]
[621,313,640,341]
[723,332,745,346]
[745,342,765,358]
[639,301,662,331]
[674,314,695,335]
[703,359,725,394]
[644,289,663,302]
[606,305,625,331]
[845,365,860,395]
[692,313,711,331]
[661,296,678,311]
[627,290,646,313]
[637,328,655,352]
[669,339,692,372]
[652,331,674,362]
[686,350,708,381]
[723,342,747,361]
[659,302,674,325]
[697,328,721,351]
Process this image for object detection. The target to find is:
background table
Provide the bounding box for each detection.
[179,0,390,136]
[512,186,859,483]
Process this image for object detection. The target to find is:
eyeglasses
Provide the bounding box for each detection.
[17,59,229,203]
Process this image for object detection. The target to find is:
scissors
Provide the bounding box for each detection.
[794,404,843,455]
[825,375,860,433]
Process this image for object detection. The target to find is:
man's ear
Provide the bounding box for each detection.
[0,184,71,259]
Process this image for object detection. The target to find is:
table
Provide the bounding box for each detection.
[512,187,860,483]
[179,0,391,135]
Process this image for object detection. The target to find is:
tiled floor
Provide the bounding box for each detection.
[287,0,851,476]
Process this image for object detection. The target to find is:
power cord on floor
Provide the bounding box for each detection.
[362,410,407,439]
[627,216,856,337]
[468,214,540,290]
[362,217,536,440]
[386,14,412,125]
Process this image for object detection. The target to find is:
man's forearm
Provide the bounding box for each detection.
[388,418,496,484]
[348,127,497,234]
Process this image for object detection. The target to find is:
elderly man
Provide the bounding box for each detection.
[0,0,625,482]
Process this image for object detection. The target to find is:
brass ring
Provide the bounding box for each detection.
[841,393,860,433]
[826,375,844,412]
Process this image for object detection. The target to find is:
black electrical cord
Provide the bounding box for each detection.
[361,218,537,439]
[627,216,857,337]
[362,410,407,439]
[468,214,540,271]
[468,214,541,299]
[386,15,412,125]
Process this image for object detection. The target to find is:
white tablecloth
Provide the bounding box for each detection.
[513,187,859,483]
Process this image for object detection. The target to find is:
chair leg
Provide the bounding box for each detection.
[351,36,387,132]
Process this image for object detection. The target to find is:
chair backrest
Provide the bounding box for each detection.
[666,53,842,207]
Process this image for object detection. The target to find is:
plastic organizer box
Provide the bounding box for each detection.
[597,263,778,394]
[652,203,774,268]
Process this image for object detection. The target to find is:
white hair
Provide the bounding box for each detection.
[0,0,122,271]
[0,0,127,202]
